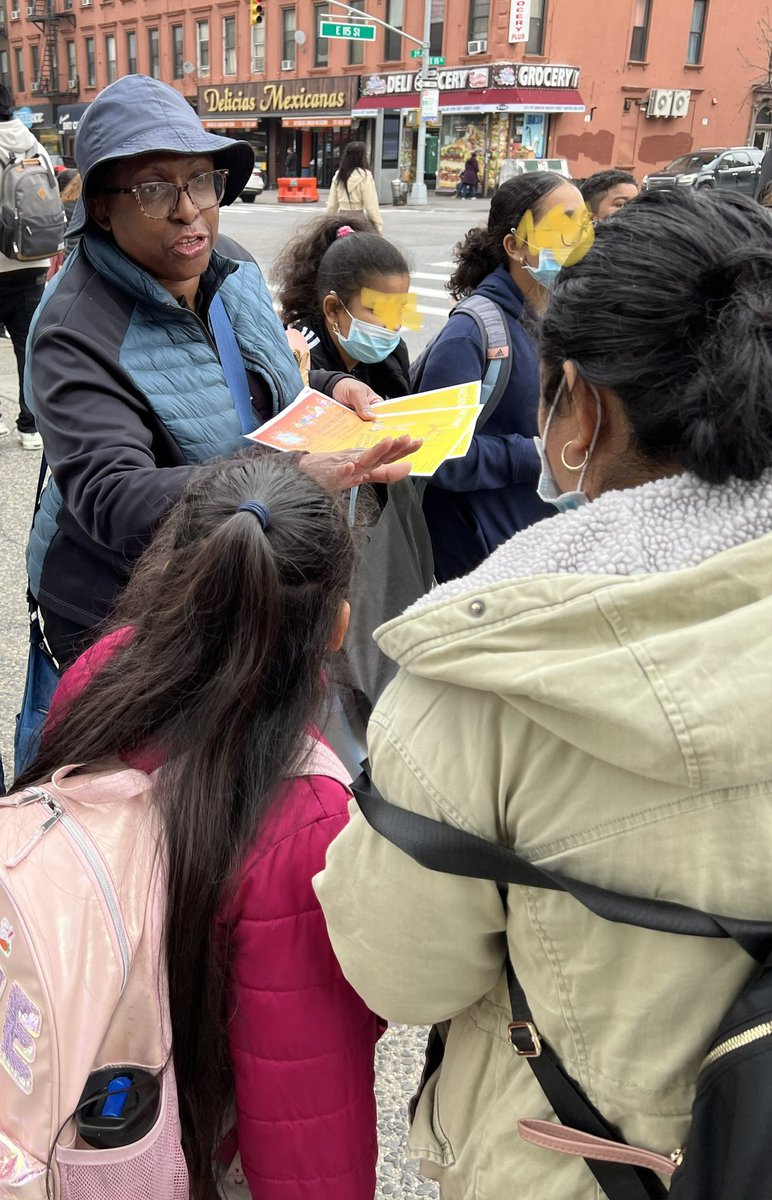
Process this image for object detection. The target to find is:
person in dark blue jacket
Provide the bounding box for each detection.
[417,172,590,582]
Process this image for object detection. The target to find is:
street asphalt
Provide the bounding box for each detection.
[0,195,491,1195]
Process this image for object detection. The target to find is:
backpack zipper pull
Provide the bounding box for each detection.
[6,795,63,868]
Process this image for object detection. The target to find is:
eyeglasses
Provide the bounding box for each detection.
[101,169,229,220]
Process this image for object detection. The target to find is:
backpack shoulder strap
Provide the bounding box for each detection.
[352,774,772,958]
[451,295,513,426]
[291,735,352,790]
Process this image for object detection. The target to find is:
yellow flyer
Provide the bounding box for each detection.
[248,386,483,476]
[374,380,481,416]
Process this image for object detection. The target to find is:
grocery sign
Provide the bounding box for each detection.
[509,0,532,44]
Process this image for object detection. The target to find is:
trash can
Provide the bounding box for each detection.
[391,180,409,206]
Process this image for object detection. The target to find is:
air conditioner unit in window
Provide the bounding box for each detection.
[30,80,39,91]
[671,89,691,119]
[67,76,77,89]
[646,88,674,118]
[280,59,294,70]
[467,39,487,55]
[81,0,91,6]
[26,4,35,15]
[10,8,19,17]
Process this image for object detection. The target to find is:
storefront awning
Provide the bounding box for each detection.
[354,87,584,114]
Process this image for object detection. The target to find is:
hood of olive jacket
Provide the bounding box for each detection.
[375,471,772,794]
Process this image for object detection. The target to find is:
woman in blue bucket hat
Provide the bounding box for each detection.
[24,75,417,668]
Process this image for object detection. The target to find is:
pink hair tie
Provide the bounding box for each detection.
[336,225,355,238]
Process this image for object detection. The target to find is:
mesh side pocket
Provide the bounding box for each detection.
[56,1072,189,1200]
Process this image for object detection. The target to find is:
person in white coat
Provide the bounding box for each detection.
[326,142,383,234]
[0,84,58,449]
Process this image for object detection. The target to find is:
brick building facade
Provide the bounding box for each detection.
[0,0,769,196]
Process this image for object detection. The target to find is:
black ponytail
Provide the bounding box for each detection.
[540,188,772,485]
[272,212,375,325]
[449,171,567,300]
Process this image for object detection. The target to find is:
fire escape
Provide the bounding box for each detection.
[28,0,76,98]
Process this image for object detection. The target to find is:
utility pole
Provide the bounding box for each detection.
[323,0,432,205]
[408,0,432,206]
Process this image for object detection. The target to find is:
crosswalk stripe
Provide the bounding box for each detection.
[430,260,455,269]
[411,272,451,283]
[417,304,451,317]
[411,285,449,300]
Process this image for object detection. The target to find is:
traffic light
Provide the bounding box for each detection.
[250,0,263,24]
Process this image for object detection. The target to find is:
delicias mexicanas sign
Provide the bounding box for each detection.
[200,78,358,117]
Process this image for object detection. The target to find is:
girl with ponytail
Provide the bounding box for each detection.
[17,450,382,1200]
[415,172,589,582]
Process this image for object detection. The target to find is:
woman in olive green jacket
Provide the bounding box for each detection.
[316,188,772,1199]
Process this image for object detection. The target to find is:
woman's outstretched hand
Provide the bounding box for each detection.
[300,435,422,490]
[331,378,383,420]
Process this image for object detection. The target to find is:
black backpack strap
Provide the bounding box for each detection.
[26,453,48,618]
[353,778,772,961]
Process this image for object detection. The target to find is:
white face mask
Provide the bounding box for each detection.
[535,377,602,512]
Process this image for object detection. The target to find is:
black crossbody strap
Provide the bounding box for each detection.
[353,779,772,961]
[352,776,768,1200]
[26,453,48,618]
[500,936,666,1200]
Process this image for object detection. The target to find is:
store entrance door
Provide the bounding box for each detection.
[313,127,355,187]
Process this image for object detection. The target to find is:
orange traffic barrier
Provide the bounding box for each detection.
[277,176,319,203]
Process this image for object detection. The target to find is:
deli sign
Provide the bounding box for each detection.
[509,0,532,43]
[360,62,581,98]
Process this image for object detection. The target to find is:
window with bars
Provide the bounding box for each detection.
[314,2,328,66]
[385,0,403,61]
[105,33,116,83]
[686,0,707,64]
[282,8,296,65]
[172,24,184,78]
[629,0,652,61]
[526,0,546,54]
[84,36,94,85]
[196,20,209,75]
[468,0,489,44]
[348,0,365,65]
[430,0,444,56]
[251,21,265,71]
[148,28,160,78]
[223,16,236,75]
[126,30,136,73]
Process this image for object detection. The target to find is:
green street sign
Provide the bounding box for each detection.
[319,19,376,39]
[410,50,445,63]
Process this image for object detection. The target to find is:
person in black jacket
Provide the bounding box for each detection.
[273,215,433,771]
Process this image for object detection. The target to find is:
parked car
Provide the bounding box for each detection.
[240,166,265,202]
[642,147,763,195]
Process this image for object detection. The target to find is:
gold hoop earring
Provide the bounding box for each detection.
[561,442,589,472]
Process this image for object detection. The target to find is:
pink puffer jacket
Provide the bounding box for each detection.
[51,630,382,1199]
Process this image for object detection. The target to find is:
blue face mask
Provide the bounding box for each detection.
[335,303,401,365]
[524,247,563,290]
[535,378,602,513]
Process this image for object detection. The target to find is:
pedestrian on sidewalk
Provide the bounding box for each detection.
[455,151,480,199]
[316,187,772,1200]
[19,451,384,1200]
[23,75,417,670]
[0,83,58,450]
[326,141,383,234]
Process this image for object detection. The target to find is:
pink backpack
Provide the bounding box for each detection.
[0,740,350,1198]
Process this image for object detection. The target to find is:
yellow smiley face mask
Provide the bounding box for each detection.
[360,287,423,332]
[515,201,595,269]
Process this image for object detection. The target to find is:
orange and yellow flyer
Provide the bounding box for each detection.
[247,383,483,476]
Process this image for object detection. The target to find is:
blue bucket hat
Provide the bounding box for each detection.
[69,75,254,237]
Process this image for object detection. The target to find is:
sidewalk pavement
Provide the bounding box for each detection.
[249,185,492,215]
